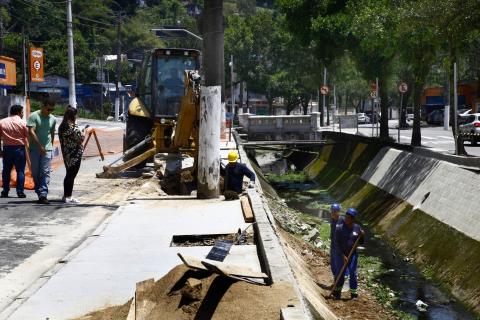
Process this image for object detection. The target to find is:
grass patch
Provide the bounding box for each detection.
[265,171,307,184]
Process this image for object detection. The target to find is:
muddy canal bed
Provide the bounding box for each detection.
[275,182,476,320]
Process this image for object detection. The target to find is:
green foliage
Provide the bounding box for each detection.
[265,170,308,184]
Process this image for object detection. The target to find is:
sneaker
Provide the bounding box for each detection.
[64,197,80,204]
[37,196,49,205]
[17,192,26,198]
[1,192,8,198]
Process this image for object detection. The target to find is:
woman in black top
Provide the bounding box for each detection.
[58,106,85,204]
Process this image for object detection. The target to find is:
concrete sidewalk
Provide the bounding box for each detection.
[2,196,259,320]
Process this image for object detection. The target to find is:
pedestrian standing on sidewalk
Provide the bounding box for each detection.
[27,99,57,204]
[333,208,364,300]
[59,106,84,204]
[329,203,345,279]
[0,105,28,198]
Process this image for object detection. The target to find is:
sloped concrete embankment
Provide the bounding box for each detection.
[304,133,480,314]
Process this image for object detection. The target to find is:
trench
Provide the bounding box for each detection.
[253,149,477,320]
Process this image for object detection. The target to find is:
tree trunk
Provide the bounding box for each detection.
[379,76,389,141]
[411,79,423,147]
[239,81,244,113]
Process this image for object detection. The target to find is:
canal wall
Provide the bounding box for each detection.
[304,133,480,314]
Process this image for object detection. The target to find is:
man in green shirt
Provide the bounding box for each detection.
[27,99,57,204]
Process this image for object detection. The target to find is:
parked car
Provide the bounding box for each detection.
[406,114,414,126]
[365,110,380,123]
[357,113,370,124]
[459,113,480,145]
[426,109,444,125]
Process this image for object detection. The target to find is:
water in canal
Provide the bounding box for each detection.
[274,182,477,320]
[252,147,478,320]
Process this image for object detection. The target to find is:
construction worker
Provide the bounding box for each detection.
[329,203,344,279]
[221,151,256,196]
[333,208,364,300]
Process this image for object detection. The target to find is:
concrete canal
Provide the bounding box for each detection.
[248,135,479,319]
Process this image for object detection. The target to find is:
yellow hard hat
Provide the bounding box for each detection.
[228,151,239,163]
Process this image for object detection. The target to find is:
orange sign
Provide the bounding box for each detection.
[0,56,17,86]
[30,47,44,83]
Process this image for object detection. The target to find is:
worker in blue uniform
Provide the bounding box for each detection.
[333,208,364,300]
[329,203,345,280]
[221,151,256,194]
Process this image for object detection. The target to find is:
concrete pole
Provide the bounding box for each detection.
[115,16,122,122]
[230,55,234,114]
[454,62,459,155]
[22,27,28,97]
[197,0,224,199]
[67,0,76,108]
[321,67,326,126]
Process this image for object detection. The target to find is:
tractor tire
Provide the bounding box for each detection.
[123,114,154,165]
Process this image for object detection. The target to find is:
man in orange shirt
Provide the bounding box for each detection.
[0,105,28,198]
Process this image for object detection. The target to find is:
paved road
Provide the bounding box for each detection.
[339,120,480,157]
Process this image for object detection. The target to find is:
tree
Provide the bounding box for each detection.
[396,0,440,146]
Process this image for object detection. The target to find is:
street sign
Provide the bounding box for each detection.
[370,83,377,91]
[398,82,408,93]
[320,85,329,95]
[29,47,44,83]
[370,90,377,99]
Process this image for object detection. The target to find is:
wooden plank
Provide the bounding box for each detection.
[240,196,255,223]
[201,261,265,285]
[177,253,208,271]
[178,253,267,280]
[201,260,267,279]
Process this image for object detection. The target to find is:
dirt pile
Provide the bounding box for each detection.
[76,264,298,320]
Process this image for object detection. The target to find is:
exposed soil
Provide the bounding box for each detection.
[279,228,399,320]
[75,264,298,320]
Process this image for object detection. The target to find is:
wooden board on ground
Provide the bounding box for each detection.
[201,261,266,285]
[240,196,255,223]
[177,253,268,284]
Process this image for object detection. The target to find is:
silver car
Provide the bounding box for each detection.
[459,113,480,145]
[357,113,370,124]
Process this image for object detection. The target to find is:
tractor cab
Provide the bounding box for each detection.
[125,48,201,153]
[137,48,200,120]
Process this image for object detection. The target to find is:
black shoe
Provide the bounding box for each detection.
[0,192,8,198]
[37,196,49,204]
[351,293,358,300]
[17,192,26,198]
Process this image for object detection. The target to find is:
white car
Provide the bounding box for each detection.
[357,113,370,124]
[459,113,480,145]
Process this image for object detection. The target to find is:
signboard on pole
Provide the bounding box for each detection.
[0,56,17,86]
[30,47,44,83]
[320,85,329,95]
[370,90,377,99]
[398,82,408,93]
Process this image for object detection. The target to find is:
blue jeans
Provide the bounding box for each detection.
[334,252,358,292]
[30,149,53,198]
[2,145,26,194]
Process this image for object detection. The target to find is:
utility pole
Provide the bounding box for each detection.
[114,14,123,122]
[197,0,224,199]
[67,0,76,108]
[454,62,459,155]
[22,26,28,96]
[230,55,234,114]
[321,67,326,126]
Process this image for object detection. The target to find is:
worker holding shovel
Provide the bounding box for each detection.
[332,208,364,300]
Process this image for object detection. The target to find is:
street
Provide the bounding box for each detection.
[342,121,480,157]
